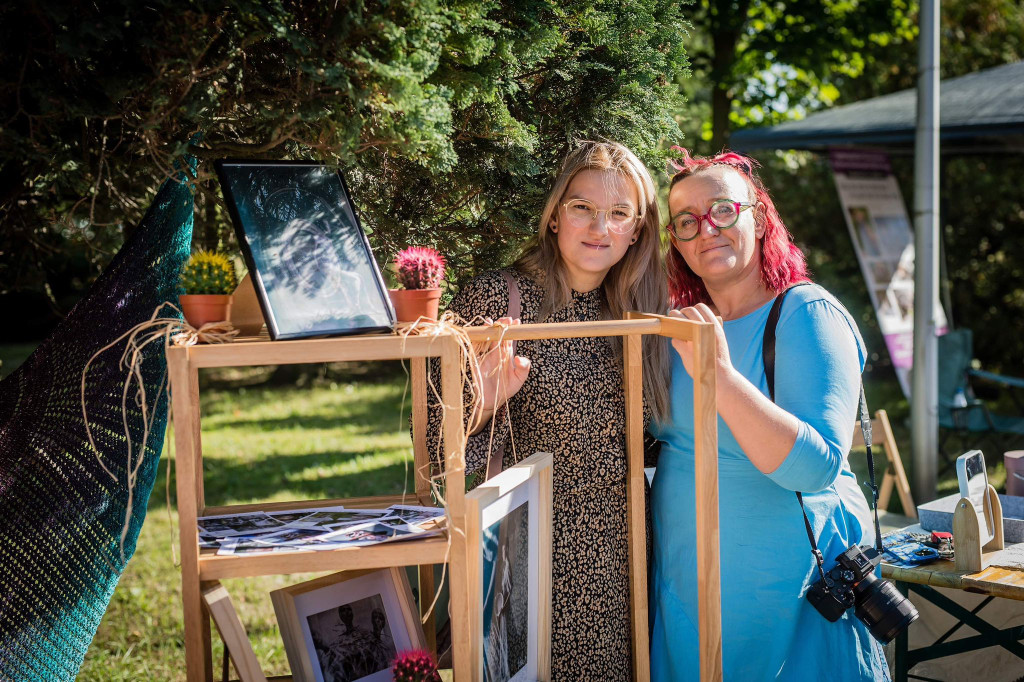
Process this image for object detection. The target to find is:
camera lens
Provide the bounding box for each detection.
[853,573,919,643]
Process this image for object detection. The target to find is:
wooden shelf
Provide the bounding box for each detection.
[183,332,448,368]
[202,493,434,517]
[168,332,467,682]
[198,532,451,580]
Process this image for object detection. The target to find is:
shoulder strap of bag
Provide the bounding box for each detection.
[762,284,882,587]
[500,269,521,354]
[486,270,523,480]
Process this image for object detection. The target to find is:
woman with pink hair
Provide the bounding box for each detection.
[649,149,895,680]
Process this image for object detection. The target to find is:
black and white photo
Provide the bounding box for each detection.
[271,568,425,682]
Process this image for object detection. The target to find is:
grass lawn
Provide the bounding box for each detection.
[79,374,418,681]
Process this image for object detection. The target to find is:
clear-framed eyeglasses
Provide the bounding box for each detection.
[559,199,640,234]
[666,199,755,241]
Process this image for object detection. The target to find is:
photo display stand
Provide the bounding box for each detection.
[168,330,465,682]
[168,313,721,682]
[953,485,1005,572]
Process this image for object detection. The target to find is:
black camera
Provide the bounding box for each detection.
[807,545,919,643]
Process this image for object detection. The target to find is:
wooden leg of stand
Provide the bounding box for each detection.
[419,564,437,654]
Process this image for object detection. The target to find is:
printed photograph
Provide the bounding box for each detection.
[385,505,446,526]
[267,510,317,524]
[295,509,389,529]
[315,523,407,548]
[306,594,398,682]
[197,512,286,537]
[481,502,530,682]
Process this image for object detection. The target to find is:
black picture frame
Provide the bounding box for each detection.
[215,159,395,339]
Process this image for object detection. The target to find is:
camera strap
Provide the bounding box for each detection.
[762,284,883,590]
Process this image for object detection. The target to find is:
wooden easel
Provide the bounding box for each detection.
[953,484,1005,572]
[851,409,916,518]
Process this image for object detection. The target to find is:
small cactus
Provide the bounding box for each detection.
[391,649,441,682]
[394,246,445,290]
[179,249,238,295]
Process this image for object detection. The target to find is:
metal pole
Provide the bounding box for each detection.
[911,0,941,503]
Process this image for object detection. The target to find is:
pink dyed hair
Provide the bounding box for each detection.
[665,147,809,308]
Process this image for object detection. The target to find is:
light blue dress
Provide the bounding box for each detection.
[649,284,891,681]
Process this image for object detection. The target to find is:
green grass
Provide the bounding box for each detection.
[78,375,417,681]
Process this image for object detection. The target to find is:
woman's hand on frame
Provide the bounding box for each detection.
[470,317,531,434]
[667,303,733,382]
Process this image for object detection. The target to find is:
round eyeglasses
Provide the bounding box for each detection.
[559,199,639,234]
[667,199,754,241]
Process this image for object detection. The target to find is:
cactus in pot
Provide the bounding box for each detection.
[389,246,445,322]
[178,249,238,329]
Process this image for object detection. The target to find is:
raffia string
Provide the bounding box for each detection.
[80,302,238,567]
[394,311,521,623]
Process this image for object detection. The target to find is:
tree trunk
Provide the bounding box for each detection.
[708,0,750,152]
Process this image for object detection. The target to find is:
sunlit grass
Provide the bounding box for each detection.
[79,376,415,681]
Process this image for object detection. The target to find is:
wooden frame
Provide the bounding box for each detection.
[465,451,553,682]
[460,314,722,682]
[202,582,267,682]
[169,314,721,682]
[270,568,425,682]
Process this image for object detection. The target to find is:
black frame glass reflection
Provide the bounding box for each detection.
[215,160,395,339]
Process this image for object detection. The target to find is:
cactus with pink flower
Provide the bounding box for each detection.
[391,649,442,682]
[394,246,446,290]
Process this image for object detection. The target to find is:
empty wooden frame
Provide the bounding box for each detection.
[461,313,722,682]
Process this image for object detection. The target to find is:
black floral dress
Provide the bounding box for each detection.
[424,269,657,681]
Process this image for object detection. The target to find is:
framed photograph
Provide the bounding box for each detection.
[466,451,553,682]
[215,159,395,339]
[271,568,426,682]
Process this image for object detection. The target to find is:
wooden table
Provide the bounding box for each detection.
[883,539,1024,681]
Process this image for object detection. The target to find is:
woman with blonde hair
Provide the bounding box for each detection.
[426,140,669,679]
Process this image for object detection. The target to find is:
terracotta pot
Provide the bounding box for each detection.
[389,288,442,322]
[179,294,233,328]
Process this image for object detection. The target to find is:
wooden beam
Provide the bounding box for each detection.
[623,330,650,681]
[462,318,661,343]
[185,334,447,368]
[201,582,267,682]
[692,322,723,682]
[168,346,213,681]
[440,336,471,682]
[411,357,432,500]
[198,535,451,580]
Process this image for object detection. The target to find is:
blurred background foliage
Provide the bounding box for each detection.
[1,0,1023,379]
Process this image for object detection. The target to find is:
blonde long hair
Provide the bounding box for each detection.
[514,140,670,422]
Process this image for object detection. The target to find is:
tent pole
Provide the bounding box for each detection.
[911,0,941,503]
